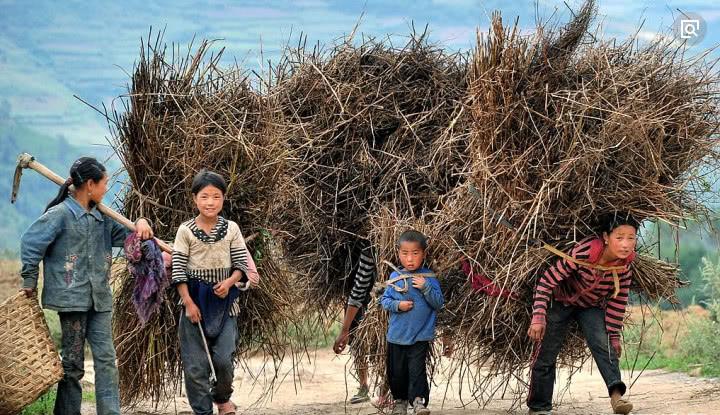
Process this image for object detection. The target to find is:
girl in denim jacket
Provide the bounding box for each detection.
[20,157,153,415]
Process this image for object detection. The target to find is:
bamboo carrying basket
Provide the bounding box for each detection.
[0,292,63,414]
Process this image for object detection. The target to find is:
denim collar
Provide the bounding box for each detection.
[65,196,104,222]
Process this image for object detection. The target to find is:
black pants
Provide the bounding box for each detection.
[386,341,430,406]
[527,302,626,412]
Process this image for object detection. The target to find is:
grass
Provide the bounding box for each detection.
[622,305,720,378]
[21,389,95,415]
[44,309,62,347]
[287,315,343,349]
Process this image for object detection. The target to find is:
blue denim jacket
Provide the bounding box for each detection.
[20,196,130,312]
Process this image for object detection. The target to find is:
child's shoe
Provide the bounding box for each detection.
[350,385,370,404]
[611,397,633,414]
[391,399,408,415]
[412,397,431,414]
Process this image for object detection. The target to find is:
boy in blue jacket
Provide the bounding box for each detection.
[381,230,444,415]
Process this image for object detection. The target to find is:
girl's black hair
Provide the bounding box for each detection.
[45,157,107,212]
[191,169,227,195]
[396,229,429,250]
[598,211,640,234]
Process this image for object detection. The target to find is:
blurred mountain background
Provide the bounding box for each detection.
[0,0,718,304]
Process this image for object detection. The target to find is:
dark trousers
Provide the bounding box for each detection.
[179,313,238,415]
[54,310,120,415]
[527,302,626,412]
[386,341,430,407]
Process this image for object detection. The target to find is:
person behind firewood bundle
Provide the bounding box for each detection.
[333,240,392,408]
[526,212,639,415]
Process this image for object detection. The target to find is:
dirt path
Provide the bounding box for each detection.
[4,270,715,415]
[3,270,718,415]
[80,349,720,415]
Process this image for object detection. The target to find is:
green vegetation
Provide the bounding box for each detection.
[287,317,343,349]
[623,255,720,378]
[21,388,95,415]
[641,219,720,307]
[0,119,117,254]
[623,314,720,377]
[43,309,62,348]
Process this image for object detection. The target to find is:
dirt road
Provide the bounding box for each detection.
[4,267,718,414]
[89,349,720,415]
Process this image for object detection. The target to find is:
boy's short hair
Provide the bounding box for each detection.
[191,169,227,195]
[396,229,429,250]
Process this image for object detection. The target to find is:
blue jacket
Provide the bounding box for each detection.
[380,267,444,345]
[20,196,130,312]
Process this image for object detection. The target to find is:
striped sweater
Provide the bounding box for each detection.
[531,237,635,340]
[347,244,376,309]
[172,217,249,316]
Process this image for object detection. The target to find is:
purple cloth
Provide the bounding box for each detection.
[124,232,170,325]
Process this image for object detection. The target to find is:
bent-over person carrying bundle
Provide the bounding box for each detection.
[527,213,638,415]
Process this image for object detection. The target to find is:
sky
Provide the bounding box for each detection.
[0,0,718,144]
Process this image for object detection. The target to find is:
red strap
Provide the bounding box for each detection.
[463,260,518,300]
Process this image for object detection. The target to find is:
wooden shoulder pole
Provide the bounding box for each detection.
[13,153,173,253]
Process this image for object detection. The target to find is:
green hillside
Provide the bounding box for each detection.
[642,219,720,307]
[0,1,717,305]
[0,37,108,145]
[0,119,116,253]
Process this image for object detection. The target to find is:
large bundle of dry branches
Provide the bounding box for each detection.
[429,1,716,405]
[348,0,718,405]
[108,33,301,406]
[104,0,719,406]
[272,30,469,315]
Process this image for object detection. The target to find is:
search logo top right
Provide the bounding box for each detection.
[673,12,707,46]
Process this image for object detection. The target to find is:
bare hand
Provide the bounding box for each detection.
[333,330,350,354]
[412,276,426,290]
[136,218,154,240]
[527,323,546,342]
[185,301,202,323]
[247,270,260,287]
[398,300,414,312]
[213,280,233,298]
[21,288,36,298]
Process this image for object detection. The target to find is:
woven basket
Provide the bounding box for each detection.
[0,292,63,414]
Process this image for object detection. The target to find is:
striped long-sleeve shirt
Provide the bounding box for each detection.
[347,244,376,309]
[531,236,635,340]
[171,217,249,316]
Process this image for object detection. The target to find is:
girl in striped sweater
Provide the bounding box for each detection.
[526,213,638,415]
[172,170,259,415]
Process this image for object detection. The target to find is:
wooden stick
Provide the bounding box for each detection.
[14,153,174,253]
